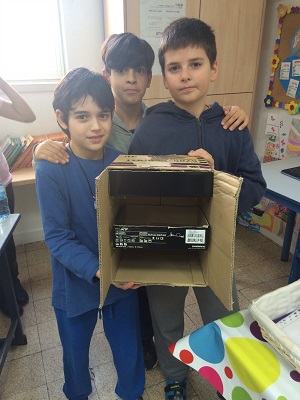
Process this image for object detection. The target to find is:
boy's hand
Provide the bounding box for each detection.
[95,271,142,290]
[222,106,249,131]
[188,149,214,169]
[34,139,69,164]
[113,281,143,290]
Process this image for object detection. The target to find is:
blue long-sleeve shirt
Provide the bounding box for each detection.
[35,145,132,317]
[129,101,266,212]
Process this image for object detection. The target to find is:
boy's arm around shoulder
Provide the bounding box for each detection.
[33,140,69,164]
[236,127,266,213]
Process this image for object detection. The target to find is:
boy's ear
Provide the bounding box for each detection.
[55,110,68,130]
[102,69,110,82]
[147,71,152,88]
[210,60,218,82]
[162,73,168,90]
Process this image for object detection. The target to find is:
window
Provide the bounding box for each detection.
[0,0,65,82]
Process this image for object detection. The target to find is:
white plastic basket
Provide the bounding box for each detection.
[248,279,300,373]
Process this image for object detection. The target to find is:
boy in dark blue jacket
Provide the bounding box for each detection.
[129,18,266,400]
[36,67,144,400]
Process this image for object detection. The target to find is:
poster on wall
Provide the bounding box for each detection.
[264,112,300,162]
[140,0,186,75]
[264,4,300,114]
[250,198,288,237]
[263,112,291,161]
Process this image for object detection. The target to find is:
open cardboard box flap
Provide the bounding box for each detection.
[108,154,213,171]
[96,158,242,311]
[108,154,214,197]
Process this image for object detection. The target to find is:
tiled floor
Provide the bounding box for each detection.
[0,224,292,400]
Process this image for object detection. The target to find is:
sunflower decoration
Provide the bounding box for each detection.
[284,101,300,114]
[277,4,291,18]
[270,54,280,71]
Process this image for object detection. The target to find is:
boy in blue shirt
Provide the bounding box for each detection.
[35,67,144,400]
[129,18,266,400]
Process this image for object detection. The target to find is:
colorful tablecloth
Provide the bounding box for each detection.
[170,309,300,400]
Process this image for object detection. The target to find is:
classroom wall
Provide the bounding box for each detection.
[251,0,299,250]
[1,0,296,246]
[251,0,298,160]
[0,0,105,244]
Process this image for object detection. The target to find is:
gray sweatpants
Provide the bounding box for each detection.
[146,278,240,381]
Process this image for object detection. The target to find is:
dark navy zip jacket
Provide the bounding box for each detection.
[129,101,266,212]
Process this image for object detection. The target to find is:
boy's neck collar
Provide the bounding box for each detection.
[115,103,144,131]
[68,142,104,161]
[172,101,209,118]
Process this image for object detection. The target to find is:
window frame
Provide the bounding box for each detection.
[0,0,66,92]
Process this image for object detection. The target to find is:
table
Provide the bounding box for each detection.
[0,214,27,374]
[170,309,300,400]
[261,157,300,282]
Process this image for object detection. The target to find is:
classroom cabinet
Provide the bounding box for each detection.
[103,0,266,121]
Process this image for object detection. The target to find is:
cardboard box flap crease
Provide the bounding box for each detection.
[108,154,213,170]
[96,156,242,311]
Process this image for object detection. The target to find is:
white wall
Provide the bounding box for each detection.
[0,0,105,244]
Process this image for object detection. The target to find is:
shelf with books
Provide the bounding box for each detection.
[0,131,68,186]
[10,132,68,171]
[11,167,35,186]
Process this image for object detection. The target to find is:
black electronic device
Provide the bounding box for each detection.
[281,166,300,181]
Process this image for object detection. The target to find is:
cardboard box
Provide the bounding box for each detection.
[112,204,209,250]
[96,155,242,310]
[108,155,213,197]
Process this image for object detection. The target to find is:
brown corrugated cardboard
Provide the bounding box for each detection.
[96,155,242,311]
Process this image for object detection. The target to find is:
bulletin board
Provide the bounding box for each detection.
[264,5,300,114]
